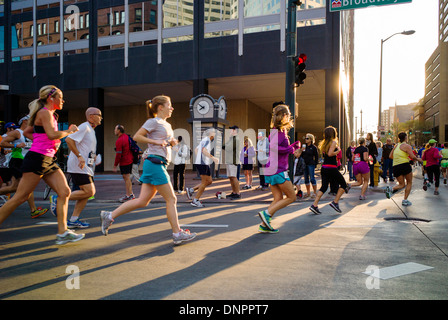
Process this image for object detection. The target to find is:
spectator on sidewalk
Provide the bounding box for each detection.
[256,131,269,190]
[224,125,241,200]
[172,135,189,194]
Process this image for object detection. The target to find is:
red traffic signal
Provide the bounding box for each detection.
[294,53,307,87]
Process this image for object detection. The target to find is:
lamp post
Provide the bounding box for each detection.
[378,30,415,137]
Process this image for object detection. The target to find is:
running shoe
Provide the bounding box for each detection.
[30,207,48,219]
[50,195,58,216]
[173,229,197,245]
[402,199,412,206]
[434,190,439,195]
[100,211,114,236]
[344,184,351,194]
[309,205,321,215]
[359,195,366,200]
[258,210,274,230]
[55,230,85,245]
[423,180,428,191]
[119,194,135,203]
[186,187,194,200]
[384,186,392,199]
[67,218,90,229]
[191,198,204,207]
[330,201,342,213]
[444,178,447,185]
[258,224,279,233]
[296,190,303,199]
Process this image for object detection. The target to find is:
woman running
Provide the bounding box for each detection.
[350,137,370,200]
[100,95,196,245]
[422,139,442,195]
[0,85,83,245]
[257,104,300,233]
[309,126,349,214]
[385,132,423,206]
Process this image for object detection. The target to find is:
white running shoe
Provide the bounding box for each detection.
[191,198,204,207]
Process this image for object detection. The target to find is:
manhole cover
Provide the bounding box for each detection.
[384,217,431,224]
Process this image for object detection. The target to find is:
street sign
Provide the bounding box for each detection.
[329,0,412,12]
[422,131,432,134]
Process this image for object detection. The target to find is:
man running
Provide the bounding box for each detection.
[64,107,102,228]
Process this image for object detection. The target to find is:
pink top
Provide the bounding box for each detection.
[29,109,61,157]
[422,147,442,167]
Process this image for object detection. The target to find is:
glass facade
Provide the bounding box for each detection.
[0,0,326,63]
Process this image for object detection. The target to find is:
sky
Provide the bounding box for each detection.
[353,0,439,134]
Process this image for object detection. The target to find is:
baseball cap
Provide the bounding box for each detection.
[5,122,19,129]
[18,115,30,126]
[429,139,437,144]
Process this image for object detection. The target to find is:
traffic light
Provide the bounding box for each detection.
[294,53,307,87]
[409,129,413,135]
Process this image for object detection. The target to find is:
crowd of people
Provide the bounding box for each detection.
[0,85,445,245]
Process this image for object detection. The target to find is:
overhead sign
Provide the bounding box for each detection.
[329,0,412,12]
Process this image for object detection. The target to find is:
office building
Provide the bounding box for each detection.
[1,0,354,171]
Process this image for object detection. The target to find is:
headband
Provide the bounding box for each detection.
[47,88,57,98]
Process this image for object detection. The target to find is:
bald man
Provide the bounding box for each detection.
[63,107,103,228]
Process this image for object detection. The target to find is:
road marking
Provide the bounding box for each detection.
[181,224,228,228]
[363,262,433,280]
[35,222,58,225]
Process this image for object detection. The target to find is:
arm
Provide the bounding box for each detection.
[327,141,339,157]
[39,108,77,140]
[66,137,85,169]
[403,144,422,163]
[133,127,168,147]
[0,130,25,149]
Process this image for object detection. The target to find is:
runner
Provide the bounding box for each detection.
[257,104,300,233]
[100,95,196,245]
[309,126,350,215]
[186,129,219,207]
[0,117,48,218]
[385,132,423,206]
[422,139,442,195]
[0,85,84,245]
[441,143,448,185]
[350,137,370,200]
[64,107,102,228]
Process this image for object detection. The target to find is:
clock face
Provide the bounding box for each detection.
[193,95,215,118]
[197,100,210,115]
[218,97,226,119]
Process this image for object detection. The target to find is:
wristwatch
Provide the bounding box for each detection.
[78,153,82,158]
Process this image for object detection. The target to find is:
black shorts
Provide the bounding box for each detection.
[9,157,24,179]
[0,168,12,184]
[242,164,253,171]
[70,173,94,186]
[196,164,211,176]
[119,163,133,175]
[21,151,60,176]
[393,163,412,177]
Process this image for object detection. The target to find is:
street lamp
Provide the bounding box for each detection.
[378,30,415,136]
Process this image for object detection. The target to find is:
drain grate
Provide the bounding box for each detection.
[384,217,431,224]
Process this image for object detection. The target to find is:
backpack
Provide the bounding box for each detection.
[128,135,142,164]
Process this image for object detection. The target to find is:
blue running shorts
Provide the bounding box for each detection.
[265,171,290,186]
[140,155,170,186]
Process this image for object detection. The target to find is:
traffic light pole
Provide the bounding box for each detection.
[285,0,299,180]
[285,0,298,144]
